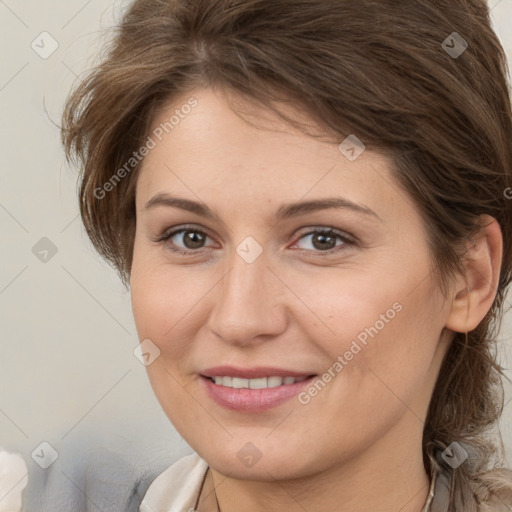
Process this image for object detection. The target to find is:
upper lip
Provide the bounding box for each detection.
[201,366,316,379]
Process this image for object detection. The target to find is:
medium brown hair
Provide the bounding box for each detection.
[61,0,512,509]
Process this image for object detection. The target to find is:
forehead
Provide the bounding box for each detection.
[135,86,405,224]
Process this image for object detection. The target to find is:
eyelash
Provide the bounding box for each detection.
[154,224,356,256]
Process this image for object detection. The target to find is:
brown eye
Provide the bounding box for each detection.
[178,230,207,249]
[292,228,355,254]
[157,226,214,255]
[311,232,338,250]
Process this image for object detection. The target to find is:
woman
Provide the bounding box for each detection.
[61,0,512,510]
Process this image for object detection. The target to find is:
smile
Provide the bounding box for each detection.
[200,370,317,412]
[209,375,310,388]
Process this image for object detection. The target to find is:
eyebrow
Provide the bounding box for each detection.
[144,193,382,222]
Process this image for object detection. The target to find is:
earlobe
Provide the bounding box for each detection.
[445,215,503,333]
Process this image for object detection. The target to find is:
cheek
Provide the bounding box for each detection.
[130,258,201,424]
[282,266,409,352]
[130,271,195,356]
[129,250,223,377]
[305,268,444,414]
[130,239,189,334]
[330,286,444,419]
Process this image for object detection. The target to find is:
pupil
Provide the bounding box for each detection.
[314,233,334,250]
[185,231,204,249]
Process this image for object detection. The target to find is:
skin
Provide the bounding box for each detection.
[130,85,502,512]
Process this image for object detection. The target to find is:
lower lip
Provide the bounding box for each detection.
[201,375,316,412]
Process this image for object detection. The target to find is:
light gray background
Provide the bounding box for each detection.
[0,0,511,505]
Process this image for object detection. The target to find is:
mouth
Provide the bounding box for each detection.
[204,375,312,389]
[200,366,317,412]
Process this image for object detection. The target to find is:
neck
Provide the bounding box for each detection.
[205,417,431,512]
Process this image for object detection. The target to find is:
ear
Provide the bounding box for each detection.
[445,215,503,333]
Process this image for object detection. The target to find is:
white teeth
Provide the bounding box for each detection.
[222,376,232,387]
[232,377,249,388]
[210,375,309,389]
[267,376,283,388]
[249,378,268,389]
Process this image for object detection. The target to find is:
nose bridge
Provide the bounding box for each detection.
[208,246,286,344]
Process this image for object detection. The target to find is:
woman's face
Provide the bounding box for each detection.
[130,86,453,480]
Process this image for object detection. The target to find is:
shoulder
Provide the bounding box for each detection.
[139,452,208,512]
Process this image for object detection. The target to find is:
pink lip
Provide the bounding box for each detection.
[201,365,313,379]
[200,372,317,413]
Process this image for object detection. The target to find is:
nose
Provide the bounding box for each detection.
[206,250,288,347]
